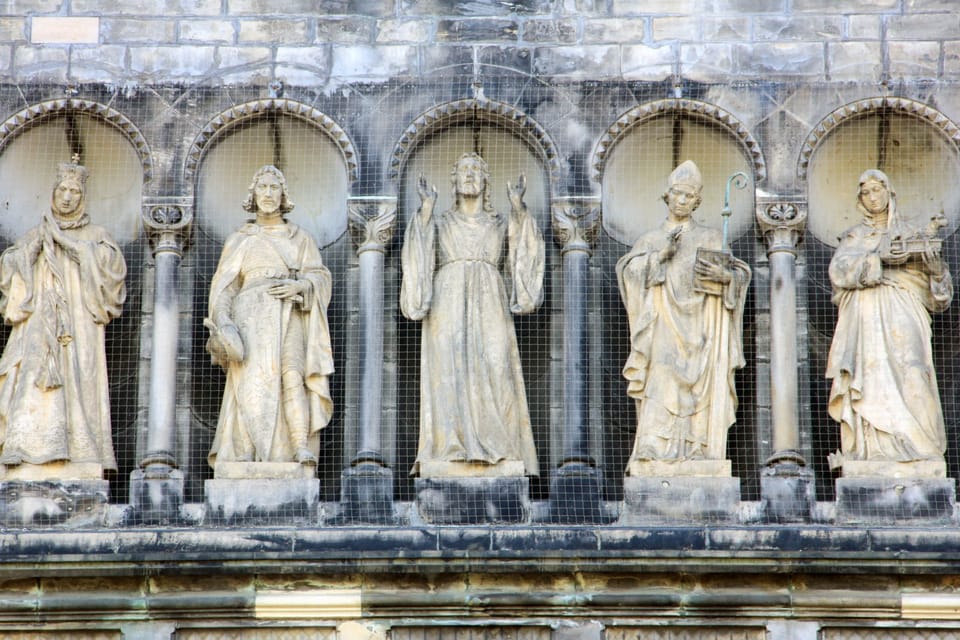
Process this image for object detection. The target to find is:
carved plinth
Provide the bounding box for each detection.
[128,468,184,526]
[548,462,610,524]
[214,462,315,480]
[620,476,740,523]
[0,479,109,528]
[1,462,104,481]
[415,477,530,525]
[761,460,815,523]
[841,460,946,478]
[204,478,319,526]
[338,463,395,525]
[627,459,731,478]
[836,476,955,524]
[418,460,525,478]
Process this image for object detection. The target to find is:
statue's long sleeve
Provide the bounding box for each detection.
[400,209,435,321]
[507,205,544,315]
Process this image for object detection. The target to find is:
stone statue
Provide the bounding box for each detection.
[616,160,751,468]
[826,169,952,470]
[205,165,334,469]
[0,157,127,471]
[401,152,543,476]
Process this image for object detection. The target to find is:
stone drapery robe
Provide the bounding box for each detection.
[0,213,126,469]
[207,221,334,467]
[827,221,952,465]
[401,204,544,475]
[617,219,750,463]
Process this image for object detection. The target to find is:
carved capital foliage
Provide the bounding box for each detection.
[142,198,194,255]
[551,197,601,254]
[348,197,397,254]
[756,199,807,255]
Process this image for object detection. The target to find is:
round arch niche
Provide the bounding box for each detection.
[595,100,763,247]
[802,98,960,246]
[0,100,149,246]
[189,99,357,248]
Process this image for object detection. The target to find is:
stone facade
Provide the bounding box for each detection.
[2,0,960,639]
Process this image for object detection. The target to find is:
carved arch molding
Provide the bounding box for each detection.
[0,98,153,184]
[797,96,960,182]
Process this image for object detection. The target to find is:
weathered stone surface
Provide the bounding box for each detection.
[276,45,331,74]
[737,42,825,76]
[375,19,432,43]
[72,0,219,13]
[179,19,235,44]
[331,44,417,78]
[827,41,882,81]
[403,0,547,16]
[612,0,703,13]
[239,19,310,44]
[415,477,530,524]
[761,462,815,523]
[836,476,956,524]
[847,14,882,39]
[888,40,940,78]
[887,13,960,40]
[521,18,578,44]
[130,45,214,77]
[794,0,897,11]
[205,478,320,526]
[754,16,843,41]
[621,44,674,80]
[702,17,750,42]
[714,0,786,11]
[476,44,532,72]
[680,43,735,81]
[231,0,391,14]
[581,18,646,44]
[29,16,83,43]
[652,16,700,43]
[620,476,741,523]
[103,18,175,43]
[533,45,619,78]
[69,45,125,82]
[317,17,375,44]
[217,45,272,69]
[338,463,395,525]
[628,459,732,478]
[436,18,519,42]
[0,480,109,528]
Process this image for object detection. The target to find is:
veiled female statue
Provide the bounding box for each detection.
[401,152,543,476]
[205,165,334,469]
[617,160,751,466]
[827,169,952,469]
[0,157,127,470]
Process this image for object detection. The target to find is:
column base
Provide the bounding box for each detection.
[547,462,610,524]
[761,457,815,523]
[620,475,740,524]
[204,478,319,526]
[835,475,955,524]
[337,462,395,525]
[128,467,184,525]
[415,476,529,524]
[0,479,109,527]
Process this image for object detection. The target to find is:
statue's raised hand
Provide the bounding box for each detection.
[507,173,527,214]
[417,173,437,225]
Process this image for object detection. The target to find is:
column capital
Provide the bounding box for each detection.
[349,196,397,254]
[142,197,193,256]
[551,196,601,255]
[756,198,807,255]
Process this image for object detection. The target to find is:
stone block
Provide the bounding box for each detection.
[848,14,882,40]
[130,45,214,77]
[337,462,395,525]
[276,45,331,74]
[761,461,815,523]
[73,0,220,14]
[419,460,525,478]
[554,621,604,640]
[331,44,417,78]
[415,476,530,524]
[888,41,940,78]
[836,476,955,523]
[0,479,109,528]
[793,0,897,11]
[680,43,734,81]
[205,477,320,526]
[827,41,882,82]
[217,46,272,69]
[178,19,235,44]
[214,461,315,480]
[424,44,477,72]
[620,475,741,523]
[436,18,519,42]
[887,13,960,40]
[547,462,611,524]
[621,44,675,81]
[403,0,547,16]
[714,0,785,11]
[612,0,702,13]
[70,45,125,83]
[30,17,85,43]
[737,42,825,77]
[317,17,375,44]
[2,462,103,481]
[754,16,843,41]
[628,458,732,477]
[652,17,700,43]
[103,18,175,43]
[702,17,750,42]
[842,459,946,478]
[375,19,432,43]
[238,19,310,44]
[128,468,184,526]
[582,18,646,44]
[521,18,578,44]
[533,44,619,78]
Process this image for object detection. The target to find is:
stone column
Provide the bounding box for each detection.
[547,197,607,523]
[340,197,397,524]
[756,199,813,522]
[130,200,193,524]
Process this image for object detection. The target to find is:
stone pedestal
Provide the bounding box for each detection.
[620,461,740,523]
[338,462,395,524]
[548,462,609,524]
[761,456,815,523]
[835,461,955,523]
[205,462,319,525]
[129,467,184,525]
[415,476,530,524]
[0,463,109,527]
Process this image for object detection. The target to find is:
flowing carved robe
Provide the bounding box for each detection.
[617,219,750,462]
[827,221,952,465]
[401,204,544,475]
[207,222,334,466]
[0,214,126,469]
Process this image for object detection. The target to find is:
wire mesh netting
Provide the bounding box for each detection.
[0,77,955,527]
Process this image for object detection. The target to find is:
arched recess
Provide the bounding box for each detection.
[591,99,764,500]
[593,98,765,246]
[799,97,960,502]
[0,98,152,245]
[388,97,559,497]
[800,97,960,246]
[186,98,359,248]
